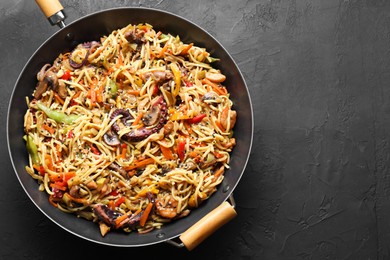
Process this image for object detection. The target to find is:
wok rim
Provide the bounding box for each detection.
[7,6,254,247]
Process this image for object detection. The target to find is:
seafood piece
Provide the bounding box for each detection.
[109,95,168,142]
[124,28,146,44]
[68,41,100,68]
[205,72,226,83]
[220,107,237,131]
[93,204,142,229]
[93,204,123,226]
[107,162,127,177]
[34,64,67,99]
[143,70,173,84]
[103,130,120,146]
[155,196,178,219]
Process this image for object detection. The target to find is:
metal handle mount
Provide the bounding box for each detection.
[166,195,237,250]
[35,0,66,28]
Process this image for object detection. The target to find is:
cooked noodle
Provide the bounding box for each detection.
[23,23,237,236]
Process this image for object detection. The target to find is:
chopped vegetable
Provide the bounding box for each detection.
[177,140,186,162]
[61,70,71,80]
[26,134,40,165]
[169,63,181,97]
[213,165,225,181]
[159,144,174,160]
[170,110,190,121]
[115,196,125,207]
[37,102,80,124]
[140,202,153,227]
[187,113,206,124]
[108,79,118,98]
[124,157,155,171]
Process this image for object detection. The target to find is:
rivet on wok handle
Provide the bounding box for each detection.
[35,0,66,28]
[179,200,237,251]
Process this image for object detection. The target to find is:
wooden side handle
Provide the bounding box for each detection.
[35,0,64,18]
[179,201,237,251]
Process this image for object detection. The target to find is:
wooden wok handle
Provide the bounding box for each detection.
[35,0,63,18]
[35,0,66,27]
[179,201,237,251]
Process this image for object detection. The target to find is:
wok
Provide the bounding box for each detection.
[7,0,253,250]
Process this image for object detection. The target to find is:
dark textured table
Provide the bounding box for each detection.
[2,0,390,259]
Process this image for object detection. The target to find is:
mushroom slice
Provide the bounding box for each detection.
[142,105,161,126]
[103,130,120,146]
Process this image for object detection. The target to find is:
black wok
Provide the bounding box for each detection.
[7,0,253,249]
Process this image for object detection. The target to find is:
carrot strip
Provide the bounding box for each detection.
[213,166,225,180]
[124,157,155,171]
[50,182,67,191]
[189,151,198,158]
[159,144,174,160]
[140,202,153,227]
[108,200,115,210]
[127,89,141,96]
[132,112,143,126]
[180,43,193,55]
[215,120,225,132]
[202,78,227,95]
[54,93,65,105]
[55,145,62,163]
[158,42,169,58]
[120,143,127,159]
[42,124,55,135]
[90,87,96,106]
[116,53,124,67]
[44,154,54,171]
[115,211,132,228]
[65,193,88,205]
[96,83,105,103]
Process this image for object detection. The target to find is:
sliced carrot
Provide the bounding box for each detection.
[215,119,225,132]
[96,83,105,103]
[158,42,169,58]
[44,154,54,171]
[49,182,67,191]
[189,151,198,158]
[127,89,141,96]
[42,124,55,135]
[90,87,96,107]
[180,43,193,55]
[124,157,155,171]
[64,193,88,205]
[64,171,76,181]
[140,202,153,227]
[159,144,174,160]
[115,211,132,228]
[213,166,225,180]
[202,78,227,95]
[116,53,124,67]
[132,112,143,126]
[108,200,115,210]
[119,143,127,159]
[54,92,65,105]
[55,143,62,163]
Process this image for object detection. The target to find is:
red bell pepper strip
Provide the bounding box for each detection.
[187,113,206,124]
[89,143,100,155]
[61,70,71,80]
[177,140,186,162]
[115,196,126,207]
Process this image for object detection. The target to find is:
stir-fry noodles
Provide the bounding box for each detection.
[23,23,237,236]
